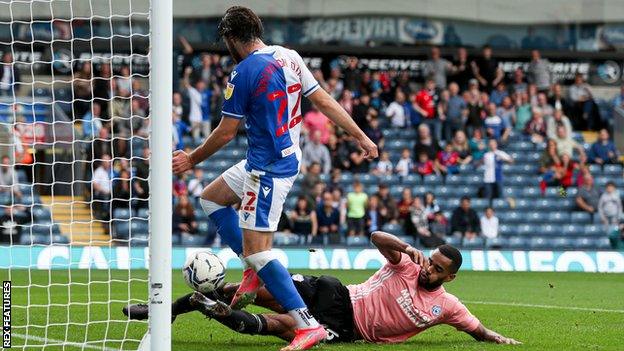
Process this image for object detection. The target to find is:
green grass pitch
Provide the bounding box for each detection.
[1,268,623,350]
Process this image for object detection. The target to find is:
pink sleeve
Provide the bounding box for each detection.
[386,253,420,277]
[444,300,480,332]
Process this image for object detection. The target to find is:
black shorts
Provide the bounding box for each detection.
[291,274,357,343]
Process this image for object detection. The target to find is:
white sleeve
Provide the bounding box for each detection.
[291,50,320,97]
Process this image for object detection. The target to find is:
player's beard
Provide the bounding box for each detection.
[224,38,243,64]
[419,270,443,291]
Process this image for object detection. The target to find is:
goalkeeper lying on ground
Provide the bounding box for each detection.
[124,232,520,345]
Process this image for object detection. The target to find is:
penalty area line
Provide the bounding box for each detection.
[12,333,121,351]
[464,300,624,314]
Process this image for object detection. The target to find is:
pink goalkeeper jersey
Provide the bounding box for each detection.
[347,253,480,343]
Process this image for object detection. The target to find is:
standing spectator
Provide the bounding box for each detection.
[375,183,398,222]
[527,50,551,92]
[411,197,443,247]
[346,181,368,236]
[289,195,317,243]
[536,92,554,118]
[471,45,503,92]
[413,123,441,161]
[553,125,586,160]
[423,192,440,220]
[173,195,199,239]
[372,151,394,176]
[469,128,487,163]
[346,134,370,173]
[338,89,354,117]
[599,182,622,225]
[343,57,361,93]
[546,109,573,140]
[429,211,449,243]
[444,82,467,142]
[480,207,499,239]
[450,47,473,91]
[82,103,104,140]
[115,65,132,94]
[352,93,372,128]
[589,129,620,165]
[548,83,571,116]
[365,195,386,233]
[172,92,186,124]
[568,73,598,130]
[386,89,410,128]
[484,102,511,143]
[413,79,440,141]
[303,105,331,144]
[302,131,332,174]
[92,154,112,220]
[423,46,453,88]
[73,62,92,119]
[437,143,460,175]
[395,148,414,178]
[489,82,508,107]
[182,66,209,142]
[576,173,600,216]
[497,96,516,130]
[450,196,481,239]
[511,68,528,95]
[0,52,20,96]
[465,86,484,135]
[364,117,384,151]
[301,162,322,203]
[482,139,513,202]
[93,62,112,118]
[132,147,150,209]
[514,92,533,132]
[524,108,547,144]
[316,191,340,242]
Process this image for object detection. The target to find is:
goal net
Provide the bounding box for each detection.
[0,0,171,350]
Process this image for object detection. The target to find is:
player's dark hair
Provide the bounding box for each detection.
[437,244,463,273]
[217,6,263,43]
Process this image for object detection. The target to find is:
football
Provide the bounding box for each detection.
[182,251,226,293]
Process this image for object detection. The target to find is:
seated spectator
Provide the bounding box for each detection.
[316,191,340,240]
[352,93,372,128]
[599,182,622,226]
[365,194,386,233]
[548,83,571,116]
[0,155,21,198]
[451,130,473,165]
[539,139,561,173]
[301,162,321,198]
[173,195,198,239]
[173,174,188,197]
[450,196,481,239]
[372,151,394,176]
[469,128,487,163]
[303,105,331,144]
[437,143,460,175]
[540,153,578,193]
[411,197,444,247]
[484,102,510,143]
[535,92,554,118]
[395,148,414,177]
[92,155,112,221]
[511,67,528,95]
[302,131,331,174]
[413,123,441,161]
[331,187,347,226]
[553,125,586,161]
[386,89,410,128]
[568,73,599,130]
[73,62,92,119]
[429,211,449,243]
[375,183,398,223]
[514,92,532,132]
[490,82,508,106]
[364,117,384,150]
[480,207,499,239]
[289,195,317,243]
[524,108,547,144]
[589,129,620,165]
[546,109,573,140]
[345,134,370,173]
[483,139,513,201]
[496,96,516,132]
[82,103,104,140]
[346,181,368,236]
[187,168,205,204]
[112,169,131,211]
[416,152,435,176]
[576,173,600,216]
[0,205,29,244]
[397,187,414,232]
[423,192,440,220]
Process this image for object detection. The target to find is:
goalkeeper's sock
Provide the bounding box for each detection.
[201,200,243,255]
[215,310,269,335]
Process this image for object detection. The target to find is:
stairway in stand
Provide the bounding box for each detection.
[40,195,110,245]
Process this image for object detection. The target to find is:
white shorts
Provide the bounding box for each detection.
[221,160,296,232]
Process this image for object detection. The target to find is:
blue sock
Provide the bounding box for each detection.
[256,259,305,311]
[208,207,243,255]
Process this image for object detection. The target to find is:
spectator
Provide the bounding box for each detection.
[331,187,347,226]
[173,195,198,239]
[345,134,370,173]
[423,192,440,220]
[395,148,414,177]
[589,129,620,165]
[352,93,372,128]
[482,139,513,201]
[375,183,398,222]
[423,46,453,88]
[93,62,112,118]
[302,130,332,174]
[497,96,516,129]
[568,73,598,130]
[599,182,622,226]
[469,128,487,163]
[480,207,499,239]
[444,82,467,142]
[0,205,29,244]
[112,169,132,211]
[116,65,132,94]
[524,108,547,144]
[364,117,384,151]
[450,130,472,165]
[365,194,386,233]
[173,174,188,197]
[413,79,441,140]
[92,154,112,220]
[546,108,573,140]
[527,50,551,92]
[397,187,414,231]
[511,68,528,95]
[411,197,443,247]
[538,139,561,173]
[450,47,473,91]
[553,125,586,161]
[514,92,532,132]
[372,151,393,176]
[82,103,104,140]
[343,57,361,92]
[413,123,441,161]
[301,162,322,203]
[471,45,503,92]
[416,152,435,176]
[484,102,511,143]
[386,89,410,128]
[437,143,460,175]
[536,92,554,118]
[132,147,150,208]
[429,211,449,243]
[0,155,20,198]
[303,105,331,144]
[540,153,578,193]
[187,168,206,203]
[346,181,368,236]
[316,191,341,241]
[0,52,19,96]
[576,173,600,216]
[489,82,508,107]
[290,195,317,243]
[450,196,481,239]
[73,62,92,119]
[338,89,354,118]
[172,92,186,124]
[465,85,484,135]
[548,83,571,116]
[182,66,209,142]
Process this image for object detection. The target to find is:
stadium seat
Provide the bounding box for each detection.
[444,236,462,247]
[492,198,510,210]
[547,212,569,223]
[571,212,591,223]
[32,205,52,223]
[423,175,442,185]
[462,237,485,248]
[180,235,205,247]
[358,173,377,185]
[603,164,622,176]
[485,237,507,248]
[402,174,422,186]
[346,236,370,247]
[114,208,131,220]
[433,186,451,198]
[470,198,489,211]
[507,236,527,249]
[515,224,535,236]
[528,236,551,249]
[521,187,541,198]
[537,224,559,237]
[273,232,301,246]
[572,237,594,249]
[594,237,612,250]
[583,225,604,236]
[498,224,515,236]
[525,211,546,223]
[551,236,573,249]
[381,223,404,236]
[445,174,462,186]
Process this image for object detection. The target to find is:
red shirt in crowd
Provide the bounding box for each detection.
[414,89,435,119]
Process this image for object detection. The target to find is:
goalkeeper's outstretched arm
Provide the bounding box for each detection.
[468,323,522,345]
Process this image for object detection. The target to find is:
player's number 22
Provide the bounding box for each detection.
[268,83,302,137]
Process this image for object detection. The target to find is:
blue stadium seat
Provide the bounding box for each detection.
[528,236,551,249]
[462,237,485,248]
[525,212,546,223]
[402,174,422,186]
[433,186,451,198]
[521,187,541,198]
[412,185,428,197]
[551,236,573,249]
[114,208,131,220]
[444,236,462,247]
[445,175,462,186]
[346,236,370,247]
[537,224,559,236]
[485,237,508,248]
[533,199,555,210]
[195,209,209,223]
[547,212,569,223]
[500,211,522,223]
[378,174,401,186]
[492,198,510,210]
[561,224,582,236]
[515,224,535,236]
[464,175,483,186]
[381,223,404,236]
[583,225,604,236]
[357,174,377,185]
[498,224,515,236]
[594,237,612,250]
[603,164,622,176]
[423,175,443,185]
[507,236,527,249]
[171,234,181,245]
[273,233,301,246]
[32,205,52,223]
[572,237,594,249]
[571,212,591,223]
[470,198,489,211]
[588,164,601,174]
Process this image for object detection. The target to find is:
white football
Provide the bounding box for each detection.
[182,251,226,293]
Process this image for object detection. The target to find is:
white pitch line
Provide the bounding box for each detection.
[464,300,624,314]
[12,333,120,351]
